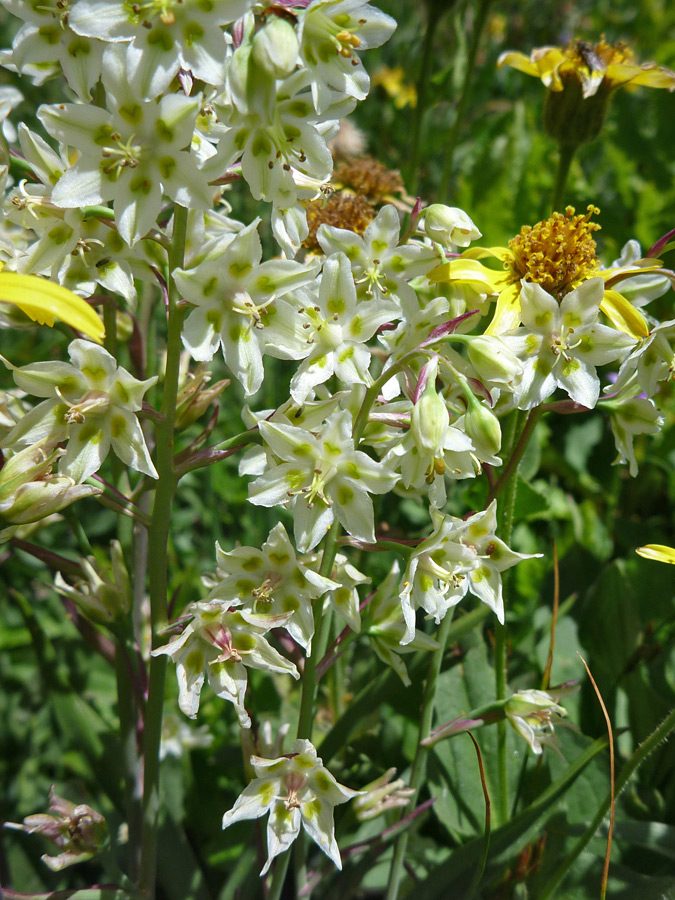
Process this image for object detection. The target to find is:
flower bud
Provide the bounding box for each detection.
[411,359,449,454]
[353,768,414,821]
[505,688,571,755]
[543,71,611,146]
[252,17,299,79]
[5,786,107,872]
[0,442,100,524]
[467,334,523,388]
[462,395,502,459]
[54,540,131,626]
[423,204,481,247]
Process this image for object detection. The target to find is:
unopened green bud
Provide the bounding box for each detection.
[463,395,502,459]
[411,363,449,454]
[54,540,131,626]
[467,335,523,388]
[353,768,414,821]
[252,17,299,79]
[424,204,481,248]
[0,442,100,524]
[543,71,611,146]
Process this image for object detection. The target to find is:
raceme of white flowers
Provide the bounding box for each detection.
[1,0,673,879]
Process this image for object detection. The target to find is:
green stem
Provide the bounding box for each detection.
[539,706,675,900]
[385,610,455,900]
[440,0,493,201]
[407,5,443,196]
[138,205,188,899]
[115,636,142,881]
[267,851,292,900]
[103,297,118,360]
[550,143,578,213]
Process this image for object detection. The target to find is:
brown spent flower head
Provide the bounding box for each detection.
[303,192,376,250]
[333,155,404,201]
[507,205,601,300]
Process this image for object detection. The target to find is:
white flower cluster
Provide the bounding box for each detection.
[1,0,673,879]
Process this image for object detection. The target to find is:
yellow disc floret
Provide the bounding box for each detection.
[507,205,600,299]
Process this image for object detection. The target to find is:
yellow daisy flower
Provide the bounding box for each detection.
[429,206,664,336]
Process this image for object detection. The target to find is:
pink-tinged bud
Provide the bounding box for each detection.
[54,540,131,625]
[5,786,107,871]
[252,17,299,79]
[462,395,502,458]
[353,768,414,821]
[423,204,481,247]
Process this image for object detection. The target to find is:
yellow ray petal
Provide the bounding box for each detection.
[0,273,104,343]
[486,283,522,335]
[427,258,502,291]
[600,288,649,340]
[636,544,675,565]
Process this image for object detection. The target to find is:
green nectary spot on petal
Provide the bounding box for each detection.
[534,311,552,328]
[336,485,354,505]
[236,633,256,652]
[349,316,363,337]
[230,260,252,278]
[563,311,582,328]
[185,647,205,674]
[81,364,107,384]
[282,595,298,612]
[251,133,272,158]
[285,469,305,491]
[324,441,341,456]
[472,565,490,583]
[129,174,152,195]
[371,239,388,254]
[48,223,73,245]
[533,357,551,375]
[578,334,593,352]
[334,587,349,605]
[241,555,263,571]
[343,460,360,478]
[327,296,345,316]
[206,309,222,331]
[156,120,174,143]
[235,578,256,593]
[234,129,248,151]
[345,245,359,260]
[561,357,580,376]
[338,346,354,364]
[229,323,244,342]
[119,103,143,126]
[287,101,310,118]
[318,41,335,63]
[419,573,434,592]
[255,275,274,292]
[114,381,130,405]
[525,334,539,354]
[284,124,302,141]
[269,551,290,566]
[313,770,332,793]
[292,442,313,457]
[202,276,218,297]
[159,156,176,179]
[78,422,103,443]
[303,797,322,820]
[94,124,115,147]
[293,569,308,588]
[334,12,351,26]
[147,26,174,52]
[314,354,328,369]
[68,37,91,57]
[109,414,127,439]
[389,255,406,273]
[257,780,276,805]
[38,24,59,45]
[183,21,204,46]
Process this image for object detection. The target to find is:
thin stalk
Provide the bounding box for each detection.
[440,0,493,201]
[138,205,188,899]
[407,5,443,196]
[493,409,530,827]
[539,705,675,900]
[267,852,292,900]
[103,298,118,360]
[385,610,455,900]
[115,636,142,881]
[550,143,578,213]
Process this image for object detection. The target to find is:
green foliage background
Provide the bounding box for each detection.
[1,1,675,899]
